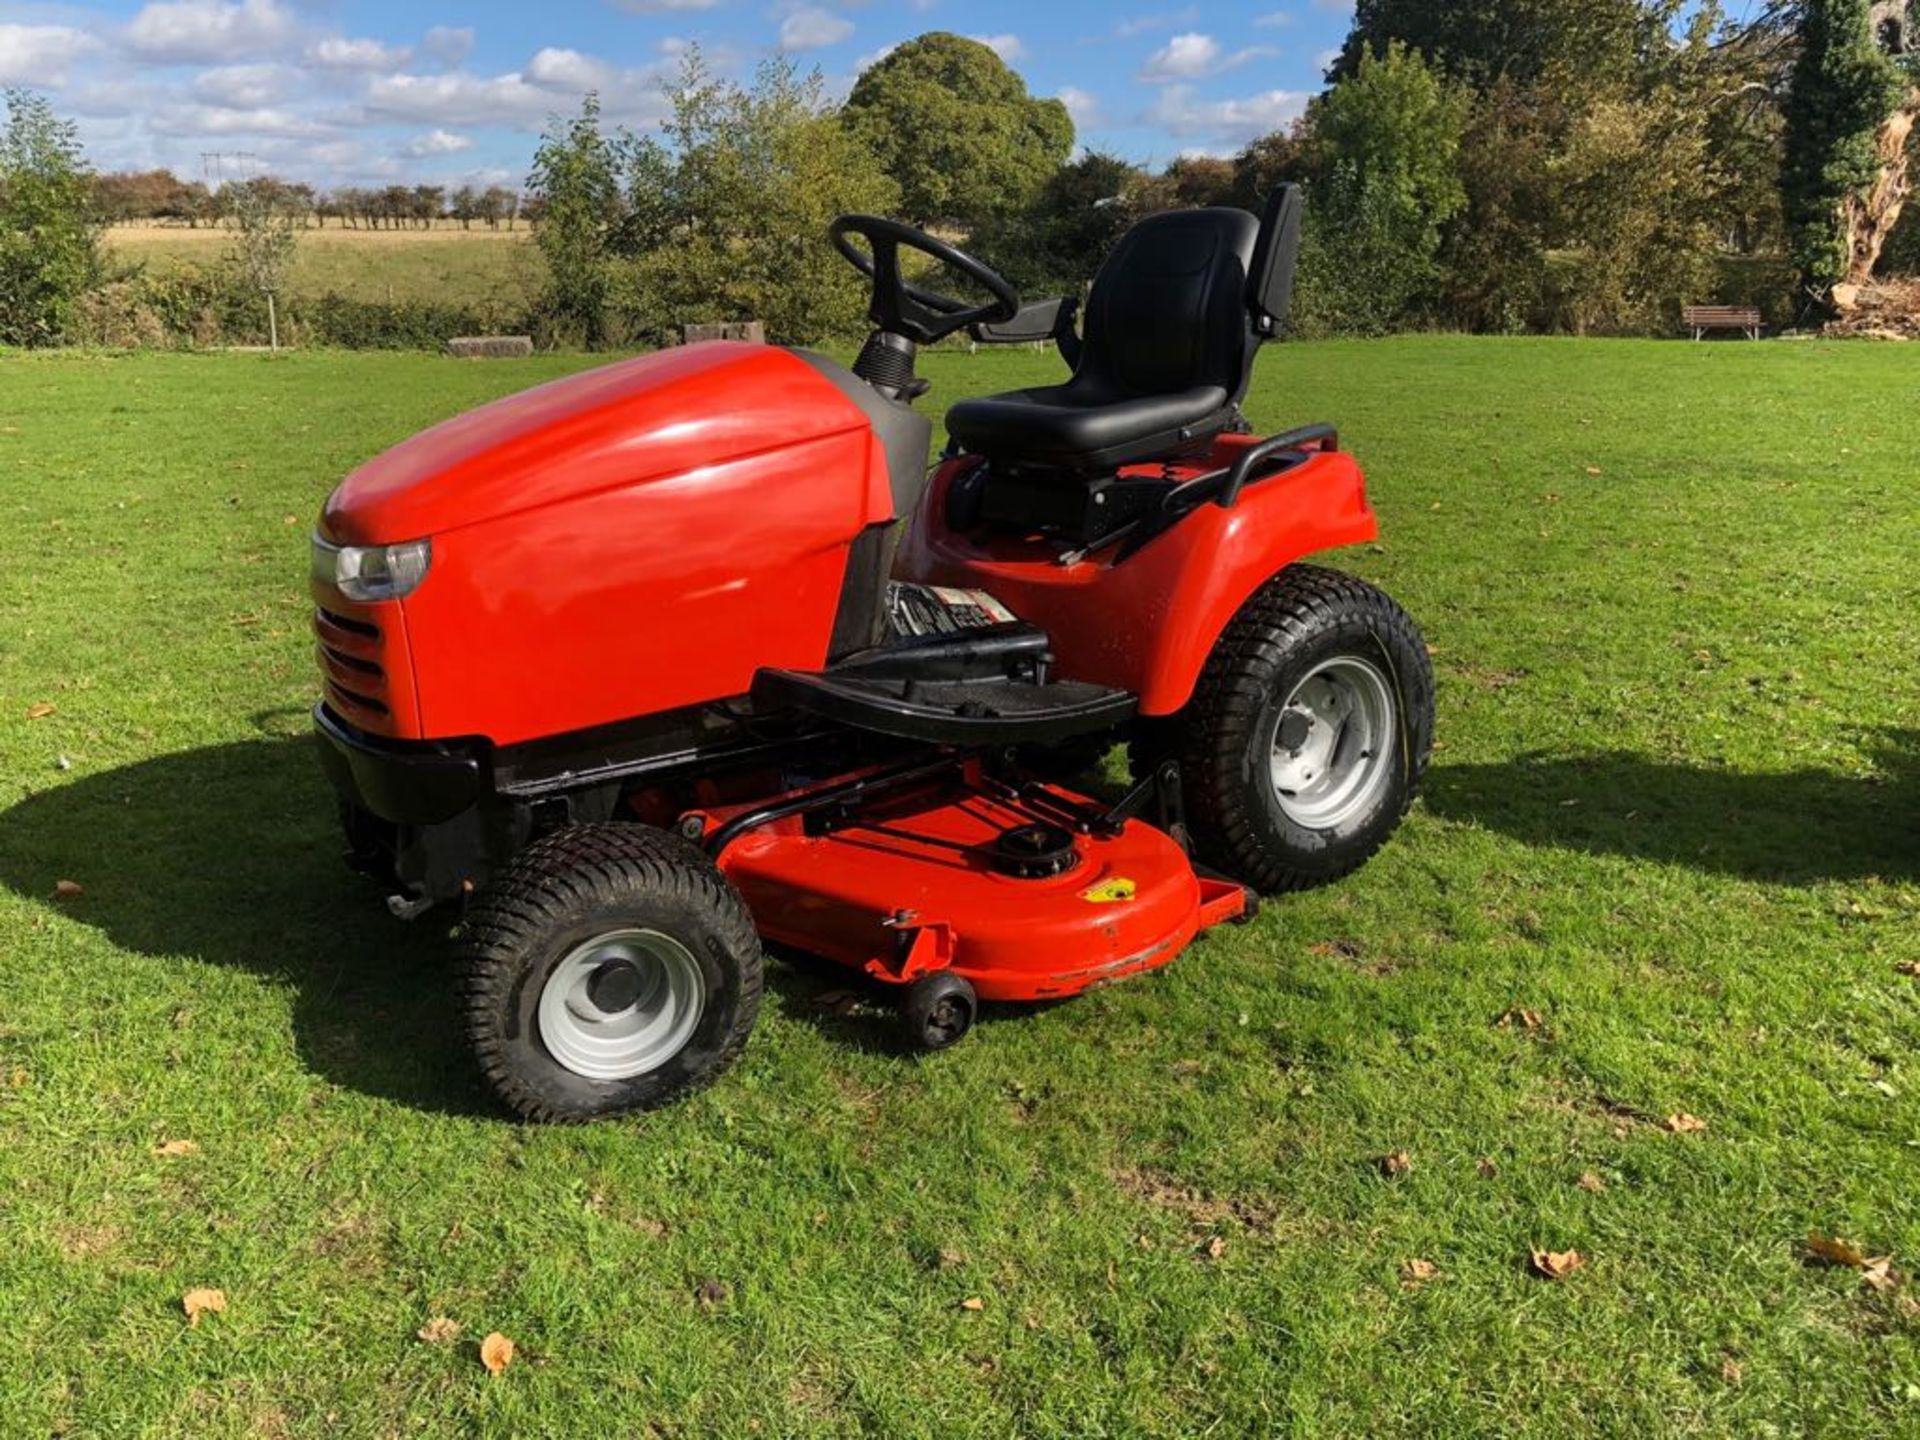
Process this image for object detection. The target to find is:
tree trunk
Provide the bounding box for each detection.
[1835,89,1920,309]
[267,292,279,351]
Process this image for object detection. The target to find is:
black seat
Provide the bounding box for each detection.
[947,206,1267,471]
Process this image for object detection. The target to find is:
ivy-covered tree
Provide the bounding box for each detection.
[1782,0,1916,310]
[1300,42,1470,333]
[842,33,1072,230]
[0,89,102,347]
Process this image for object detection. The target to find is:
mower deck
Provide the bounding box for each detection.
[703,759,1251,1002]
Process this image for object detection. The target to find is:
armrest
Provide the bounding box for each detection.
[971,296,1073,345]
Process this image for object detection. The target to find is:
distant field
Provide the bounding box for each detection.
[104,223,546,309]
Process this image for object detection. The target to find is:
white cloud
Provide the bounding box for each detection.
[308,37,412,72]
[124,0,300,64]
[526,47,614,90]
[1314,47,1341,74]
[1140,32,1278,82]
[1141,32,1219,80]
[1150,83,1309,142]
[779,8,854,51]
[968,34,1026,62]
[362,71,557,129]
[191,62,300,109]
[419,26,475,68]
[0,24,99,86]
[610,0,720,10]
[149,102,329,138]
[404,128,474,157]
[1058,86,1100,125]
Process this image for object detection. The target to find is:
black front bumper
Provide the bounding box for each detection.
[312,704,486,826]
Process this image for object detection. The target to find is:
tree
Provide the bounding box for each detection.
[616,52,899,345]
[0,89,102,346]
[225,176,300,347]
[1334,0,1642,85]
[970,151,1148,293]
[842,33,1072,229]
[1302,43,1470,332]
[1783,0,1916,312]
[528,92,628,346]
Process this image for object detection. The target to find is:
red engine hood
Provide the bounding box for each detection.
[322,342,869,545]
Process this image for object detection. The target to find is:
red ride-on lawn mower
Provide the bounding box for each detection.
[310,187,1435,1121]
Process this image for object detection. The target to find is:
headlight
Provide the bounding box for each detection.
[312,535,432,602]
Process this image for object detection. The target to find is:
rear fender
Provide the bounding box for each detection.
[898,445,1377,716]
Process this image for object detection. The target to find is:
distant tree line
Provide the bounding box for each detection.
[90,171,529,231]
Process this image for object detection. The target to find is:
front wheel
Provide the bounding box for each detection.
[1170,564,1434,893]
[458,824,764,1122]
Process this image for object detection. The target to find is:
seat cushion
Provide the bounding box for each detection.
[945,381,1232,471]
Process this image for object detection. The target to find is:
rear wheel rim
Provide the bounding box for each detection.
[537,929,706,1081]
[1268,656,1398,831]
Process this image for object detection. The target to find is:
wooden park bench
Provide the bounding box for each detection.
[1682,305,1763,341]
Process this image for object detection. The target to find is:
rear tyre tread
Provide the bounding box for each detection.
[1174,563,1434,894]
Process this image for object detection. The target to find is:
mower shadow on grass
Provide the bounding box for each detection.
[1423,729,1920,883]
[0,736,497,1119]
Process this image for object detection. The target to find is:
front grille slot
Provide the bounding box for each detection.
[316,606,380,640]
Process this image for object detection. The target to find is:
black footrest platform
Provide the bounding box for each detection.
[754,668,1135,745]
[754,622,1135,744]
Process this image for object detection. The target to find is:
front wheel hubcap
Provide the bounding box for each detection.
[1269,656,1398,831]
[537,929,706,1080]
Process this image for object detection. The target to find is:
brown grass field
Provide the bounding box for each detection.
[103,222,545,309]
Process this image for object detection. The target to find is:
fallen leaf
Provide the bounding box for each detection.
[959,1297,985,1312]
[1402,1258,1439,1285]
[1721,1358,1743,1385]
[1202,1235,1227,1261]
[1497,1007,1544,1032]
[1584,465,1603,476]
[1896,961,1920,978]
[1577,1171,1606,1193]
[1476,1157,1499,1179]
[1530,1248,1586,1280]
[694,1279,729,1310]
[938,1247,966,1270]
[1666,1113,1708,1135]
[26,702,55,720]
[182,1287,227,1326]
[1862,1256,1898,1293]
[152,1139,199,1158]
[417,1317,461,1345]
[479,1331,514,1375]
[53,879,83,901]
[1807,1233,1868,1269]
[1381,1149,1412,1178]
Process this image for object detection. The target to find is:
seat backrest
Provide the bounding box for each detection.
[1076,206,1262,402]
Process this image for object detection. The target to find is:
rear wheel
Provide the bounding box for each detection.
[459,824,763,1122]
[1170,564,1434,893]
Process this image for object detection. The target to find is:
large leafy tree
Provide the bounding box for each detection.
[842,33,1073,230]
[970,151,1147,293]
[1782,0,1916,310]
[1300,42,1470,333]
[0,89,102,347]
[619,54,898,345]
[527,92,629,347]
[1333,0,1641,84]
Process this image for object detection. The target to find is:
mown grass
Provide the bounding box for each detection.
[0,337,1916,1437]
[104,223,544,309]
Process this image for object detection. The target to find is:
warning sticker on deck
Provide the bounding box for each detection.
[1081,878,1138,905]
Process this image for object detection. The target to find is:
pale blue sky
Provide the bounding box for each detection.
[0,0,1356,188]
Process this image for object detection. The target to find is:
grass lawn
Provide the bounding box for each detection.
[1,336,1917,1437]
[103,223,544,310]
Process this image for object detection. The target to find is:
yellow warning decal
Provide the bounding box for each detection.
[1081,877,1138,905]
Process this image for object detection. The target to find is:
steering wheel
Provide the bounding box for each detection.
[830,215,1020,346]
